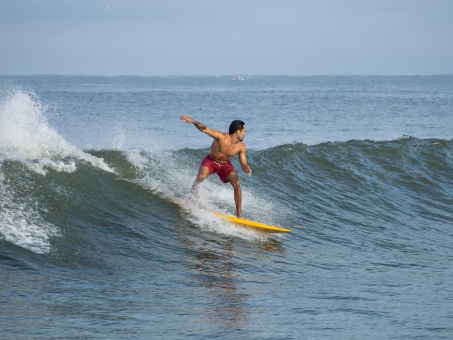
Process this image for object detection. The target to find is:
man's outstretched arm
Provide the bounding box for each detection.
[180,115,223,140]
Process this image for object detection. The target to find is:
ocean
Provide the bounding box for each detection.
[0,75,452,339]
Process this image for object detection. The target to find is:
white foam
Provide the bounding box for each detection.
[183,201,270,242]
[0,90,114,174]
[24,159,77,176]
[0,172,59,254]
[124,147,195,199]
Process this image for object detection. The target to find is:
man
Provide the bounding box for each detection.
[180,115,252,218]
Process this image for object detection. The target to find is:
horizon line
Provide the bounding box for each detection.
[2,73,453,77]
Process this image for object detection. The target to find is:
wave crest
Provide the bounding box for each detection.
[0,90,113,174]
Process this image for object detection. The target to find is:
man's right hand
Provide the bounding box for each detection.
[180,115,194,124]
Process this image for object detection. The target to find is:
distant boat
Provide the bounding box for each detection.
[230,74,247,81]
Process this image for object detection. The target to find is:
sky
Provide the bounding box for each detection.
[1,0,452,76]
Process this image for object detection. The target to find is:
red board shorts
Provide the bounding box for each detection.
[201,155,236,183]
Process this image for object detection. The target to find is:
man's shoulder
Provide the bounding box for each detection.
[234,141,246,152]
[217,132,230,141]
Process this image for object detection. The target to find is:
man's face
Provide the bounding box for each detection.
[238,125,247,141]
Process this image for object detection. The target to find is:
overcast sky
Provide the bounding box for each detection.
[1,0,452,75]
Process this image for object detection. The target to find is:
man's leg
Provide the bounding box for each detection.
[227,171,242,218]
[191,165,211,196]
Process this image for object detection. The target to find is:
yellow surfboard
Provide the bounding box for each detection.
[213,212,291,233]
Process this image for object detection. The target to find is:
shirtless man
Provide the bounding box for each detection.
[180,115,252,218]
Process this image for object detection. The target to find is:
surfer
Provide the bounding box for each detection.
[180,115,252,218]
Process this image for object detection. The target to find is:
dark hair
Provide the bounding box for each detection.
[229,120,245,134]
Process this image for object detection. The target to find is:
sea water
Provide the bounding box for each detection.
[1,75,452,339]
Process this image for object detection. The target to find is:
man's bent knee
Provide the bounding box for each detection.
[228,173,240,187]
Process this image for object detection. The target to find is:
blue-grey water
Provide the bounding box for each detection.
[1,75,452,339]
